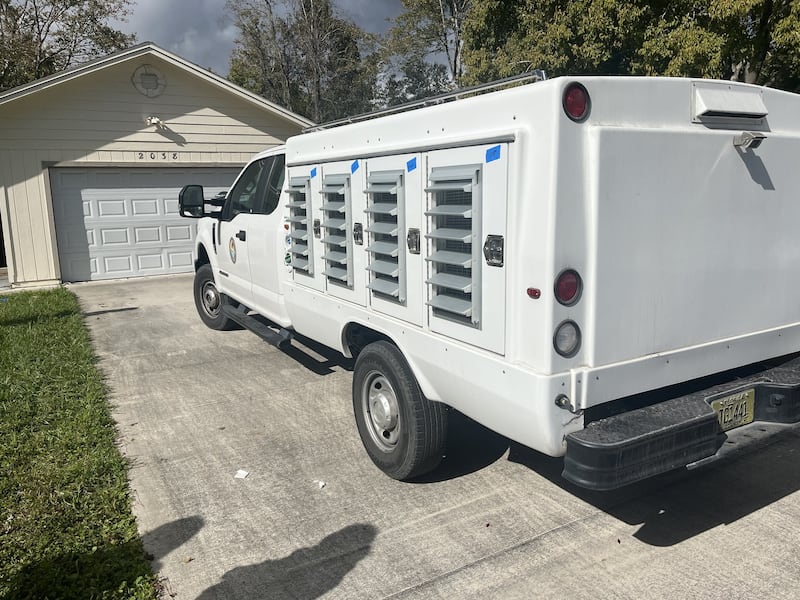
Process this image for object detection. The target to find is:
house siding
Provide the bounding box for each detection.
[0,53,305,285]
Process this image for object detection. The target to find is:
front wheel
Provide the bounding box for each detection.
[193,264,237,331]
[352,341,447,480]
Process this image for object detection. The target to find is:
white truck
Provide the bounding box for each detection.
[179,74,800,490]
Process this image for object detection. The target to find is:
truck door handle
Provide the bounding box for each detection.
[236,230,247,242]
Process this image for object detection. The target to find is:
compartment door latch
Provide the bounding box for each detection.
[483,235,504,267]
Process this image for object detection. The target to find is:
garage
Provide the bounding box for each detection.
[51,167,238,281]
[0,43,311,288]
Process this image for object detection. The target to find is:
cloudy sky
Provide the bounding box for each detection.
[114,0,404,75]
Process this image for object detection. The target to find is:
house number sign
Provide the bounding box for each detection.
[137,151,181,161]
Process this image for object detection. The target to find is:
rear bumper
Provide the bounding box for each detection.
[563,355,800,490]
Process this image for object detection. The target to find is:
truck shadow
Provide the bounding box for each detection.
[283,332,355,375]
[411,411,800,547]
[249,314,354,375]
[507,427,800,547]
[412,410,511,482]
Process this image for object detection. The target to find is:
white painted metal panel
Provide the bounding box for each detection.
[51,167,238,281]
[364,153,424,326]
[425,144,507,355]
[588,127,800,367]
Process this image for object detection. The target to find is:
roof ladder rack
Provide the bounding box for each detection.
[303,70,547,133]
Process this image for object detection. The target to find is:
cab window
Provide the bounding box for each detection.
[223,159,269,219]
[257,154,285,215]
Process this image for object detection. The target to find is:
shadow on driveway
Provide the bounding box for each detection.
[5,516,204,600]
[197,523,377,600]
[398,407,800,548]
[506,428,800,546]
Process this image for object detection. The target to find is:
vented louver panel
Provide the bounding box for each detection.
[365,171,405,304]
[425,165,481,326]
[286,176,312,275]
[320,174,353,287]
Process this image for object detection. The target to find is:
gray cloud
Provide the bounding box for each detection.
[337,0,403,34]
[115,0,403,76]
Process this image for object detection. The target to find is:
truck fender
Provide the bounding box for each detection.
[195,242,212,269]
[340,321,442,402]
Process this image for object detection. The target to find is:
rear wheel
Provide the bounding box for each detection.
[193,264,237,331]
[352,341,447,480]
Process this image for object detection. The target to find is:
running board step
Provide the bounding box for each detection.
[222,305,293,349]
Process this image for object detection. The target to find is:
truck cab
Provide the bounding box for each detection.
[180,146,291,329]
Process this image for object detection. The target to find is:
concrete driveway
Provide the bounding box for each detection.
[72,274,800,599]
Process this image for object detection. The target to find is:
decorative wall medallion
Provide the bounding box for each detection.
[131,64,167,98]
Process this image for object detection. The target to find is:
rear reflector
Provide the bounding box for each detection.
[555,269,582,306]
[563,83,590,122]
[527,287,541,299]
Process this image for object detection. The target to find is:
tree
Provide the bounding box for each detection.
[226,0,296,112]
[0,0,134,92]
[387,0,473,83]
[634,1,800,90]
[227,0,378,123]
[461,1,650,84]
[461,0,800,92]
[376,56,451,107]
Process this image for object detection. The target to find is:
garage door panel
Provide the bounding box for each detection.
[52,167,238,282]
[168,251,193,269]
[55,171,89,190]
[100,228,129,245]
[135,227,161,243]
[132,199,160,216]
[164,198,180,214]
[137,254,164,271]
[104,255,134,275]
[166,224,193,242]
[97,200,126,217]
[95,172,125,187]
[58,253,97,281]
[57,228,95,253]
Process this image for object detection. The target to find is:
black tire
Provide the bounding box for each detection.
[193,264,237,331]
[352,341,447,480]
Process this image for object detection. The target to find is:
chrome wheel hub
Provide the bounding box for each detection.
[362,373,401,451]
[201,281,221,317]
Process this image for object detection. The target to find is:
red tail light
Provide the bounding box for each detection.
[555,269,582,306]
[563,83,590,122]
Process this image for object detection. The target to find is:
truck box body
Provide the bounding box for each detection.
[183,76,800,488]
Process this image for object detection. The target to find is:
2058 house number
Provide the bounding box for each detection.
[138,151,180,160]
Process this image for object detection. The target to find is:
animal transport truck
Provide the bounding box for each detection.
[179,74,800,490]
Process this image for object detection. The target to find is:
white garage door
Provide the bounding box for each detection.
[51,167,239,282]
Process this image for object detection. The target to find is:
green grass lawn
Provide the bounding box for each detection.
[0,288,157,600]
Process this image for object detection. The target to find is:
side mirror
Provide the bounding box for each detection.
[208,191,227,207]
[179,184,205,218]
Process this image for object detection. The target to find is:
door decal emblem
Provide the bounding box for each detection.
[229,238,237,264]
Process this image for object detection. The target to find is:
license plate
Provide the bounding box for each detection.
[710,389,755,432]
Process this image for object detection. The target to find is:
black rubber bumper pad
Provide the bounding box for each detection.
[563,355,800,491]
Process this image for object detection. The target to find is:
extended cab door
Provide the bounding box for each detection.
[247,153,291,326]
[216,157,272,307]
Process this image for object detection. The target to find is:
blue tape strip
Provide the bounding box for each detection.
[351,160,359,173]
[310,167,317,178]
[485,145,501,163]
[407,157,417,172]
